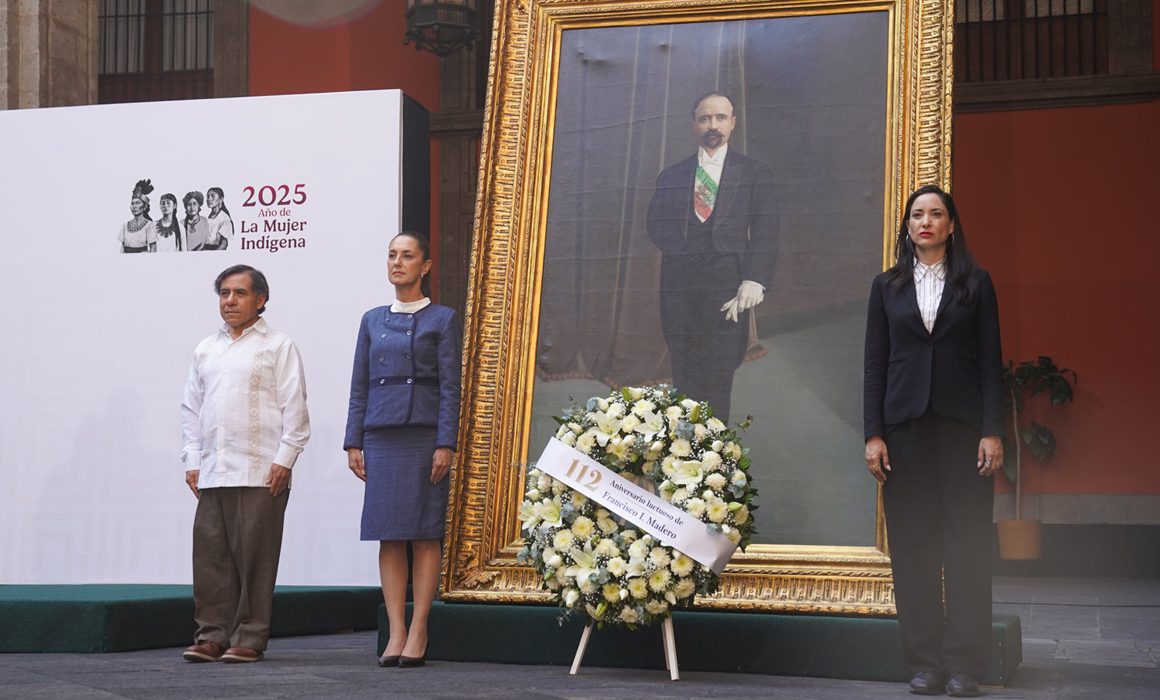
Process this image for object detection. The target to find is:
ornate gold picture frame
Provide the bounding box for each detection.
[444,0,953,614]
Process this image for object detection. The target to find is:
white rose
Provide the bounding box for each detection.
[564,589,580,606]
[555,425,569,439]
[731,470,748,487]
[569,422,583,434]
[711,440,725,452]
[629,387,644,400]
[706,417,726,433]
[560,432,577,446]
[705,473,727,490]
[680,398,698,410]
[631,398,655,416]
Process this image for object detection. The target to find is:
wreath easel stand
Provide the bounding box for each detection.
[569,616,680,681]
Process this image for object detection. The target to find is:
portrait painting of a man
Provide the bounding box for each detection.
[530,12,890,547]
[647,92,776,422]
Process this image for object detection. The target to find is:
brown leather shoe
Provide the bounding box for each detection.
[221,646,263,663]
[182,640,225,662]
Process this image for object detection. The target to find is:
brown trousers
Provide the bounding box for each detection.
[192,487,290,651]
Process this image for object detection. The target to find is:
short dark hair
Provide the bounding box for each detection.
[183,191,204,207]
[691,92,736,118]
[214,264,270,315]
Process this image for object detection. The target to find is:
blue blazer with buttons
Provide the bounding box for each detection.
[344,303,462,451]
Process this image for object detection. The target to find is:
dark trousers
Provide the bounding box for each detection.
[192,487,289,651]
[883,412,994,678]
[659,253,747,423]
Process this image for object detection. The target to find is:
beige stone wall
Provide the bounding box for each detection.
[1,0,96,110]
[1,2,9,108]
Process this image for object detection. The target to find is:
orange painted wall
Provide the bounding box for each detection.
[246,1,444,294]
[954,100,1160,494]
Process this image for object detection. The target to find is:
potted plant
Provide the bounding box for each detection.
[997,355,1077,559]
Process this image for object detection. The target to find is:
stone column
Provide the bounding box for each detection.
[2,0,97,110]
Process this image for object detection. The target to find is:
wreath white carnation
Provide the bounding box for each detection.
[518,385,758,627]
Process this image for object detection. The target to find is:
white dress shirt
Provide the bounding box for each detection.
[913,257,947,334]
[181,317,310,488]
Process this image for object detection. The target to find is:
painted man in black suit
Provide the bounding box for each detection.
[646,93,777,421]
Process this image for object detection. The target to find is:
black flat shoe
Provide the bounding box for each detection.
[378,655,400,667]
[908,671,947,695]
[398,655,426,668]
[946,673,981,697]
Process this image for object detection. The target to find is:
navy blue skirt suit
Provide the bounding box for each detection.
[344,304,462,541]
[863,267,1003,680]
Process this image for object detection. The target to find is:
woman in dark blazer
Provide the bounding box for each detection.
[345,232,461,668]
[864,185,1004,698]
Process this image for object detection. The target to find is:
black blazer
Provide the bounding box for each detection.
[863,267,1004,440]
[645,149,777,287]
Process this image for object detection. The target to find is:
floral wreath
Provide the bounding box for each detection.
[518,385,758,627]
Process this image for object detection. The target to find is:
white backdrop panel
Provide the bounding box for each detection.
[0,90,409,585]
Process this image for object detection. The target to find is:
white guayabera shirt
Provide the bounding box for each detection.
[180,317,311,489]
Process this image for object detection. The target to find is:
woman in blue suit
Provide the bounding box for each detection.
[864,186,1004,698]
[345,232,461,668]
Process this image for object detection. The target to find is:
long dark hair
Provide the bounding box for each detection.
[208,187,232,219]
[158,193,183,248]
[392,231,432,298]
[886,185,980,303]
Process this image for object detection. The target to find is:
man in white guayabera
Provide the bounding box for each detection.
[179,264,310,664]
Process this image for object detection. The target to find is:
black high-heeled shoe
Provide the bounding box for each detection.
[377,654,400,667]
[398,654,426,668]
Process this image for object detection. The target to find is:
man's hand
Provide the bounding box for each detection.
[720,281,765,322]
[347,448,366,482]
[430,448,453,484]
[185,470,200,499]
[266,464,292,498]
[864,436,891,483]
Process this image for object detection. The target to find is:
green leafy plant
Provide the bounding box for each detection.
[1002,356,1077,519]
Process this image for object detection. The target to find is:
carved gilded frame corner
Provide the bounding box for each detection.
[442,0,954,614]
